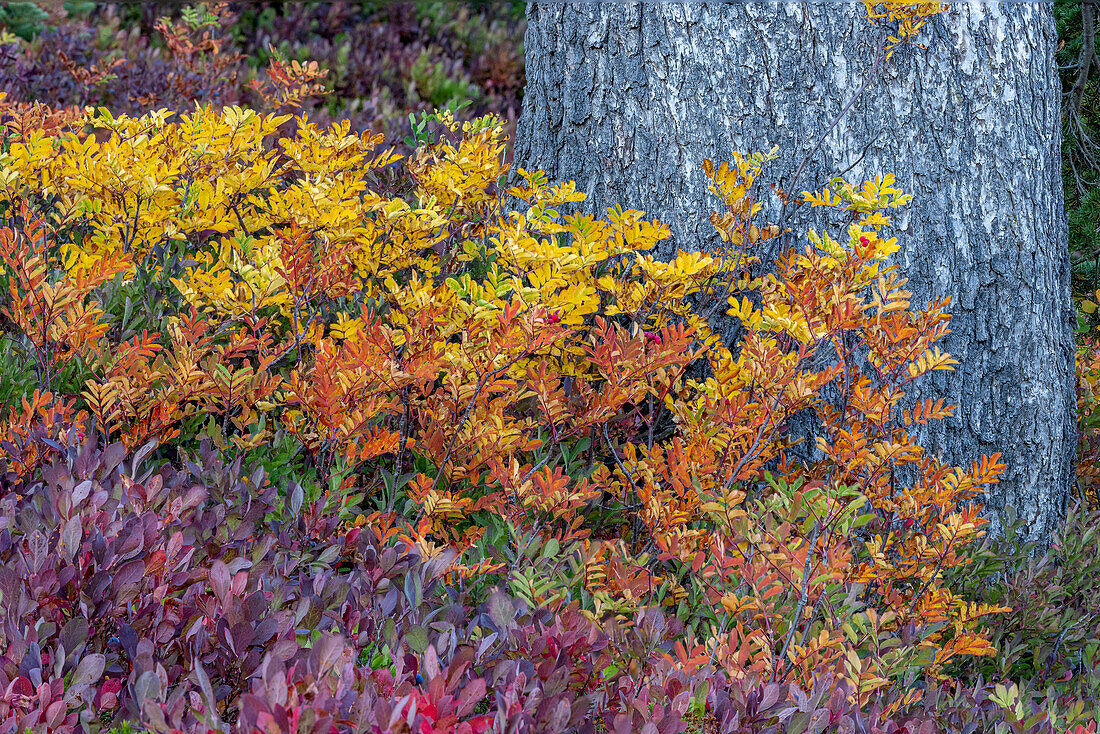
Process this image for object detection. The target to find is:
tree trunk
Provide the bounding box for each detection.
[512,1,1075,544]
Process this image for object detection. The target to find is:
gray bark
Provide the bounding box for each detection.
[512,1,1075,544]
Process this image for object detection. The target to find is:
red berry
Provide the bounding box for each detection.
[548,312,561,324]
[859,236,870,247]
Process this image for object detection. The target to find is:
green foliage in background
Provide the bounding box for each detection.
[1056,2,1100,303]
[0,1,48,40]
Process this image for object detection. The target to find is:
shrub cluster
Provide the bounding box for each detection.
[0,94,1094,731]
[0,3,1097,733]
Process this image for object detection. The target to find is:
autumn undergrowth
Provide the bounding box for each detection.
[0,92,1094,733]
[0,3,1097,734]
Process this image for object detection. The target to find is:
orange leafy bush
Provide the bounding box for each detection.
[0,100,1005,704]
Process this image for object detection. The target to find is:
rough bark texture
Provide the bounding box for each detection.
[512,1,1075,544]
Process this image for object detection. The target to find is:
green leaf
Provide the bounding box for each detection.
[405,625,429,654]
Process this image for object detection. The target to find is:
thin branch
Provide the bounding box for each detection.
[1070,1,1097,118]
[430,354,525,495]
[602,421,635,486]
[907,521,962,619]
[775,519,822,680]
[764,28,890,269]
